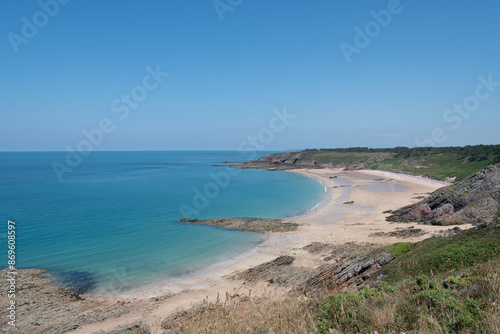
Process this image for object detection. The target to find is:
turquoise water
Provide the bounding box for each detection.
[0,151,324,292]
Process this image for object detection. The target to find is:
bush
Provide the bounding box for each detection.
[379,225,500,282]
[316,268,499,334]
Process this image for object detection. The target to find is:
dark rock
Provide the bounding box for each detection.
[190,218,298,232]
[180,218,199,223]
[387,164,500,225]
[241,255,294,277]
[369,226,427,239]
[303,242,380,262]
[238,152,367,171]
[238,256,320,287]
[0,269,136,334]
[303,250,395,291]
[433,203,454,217]
[434,226,462,237]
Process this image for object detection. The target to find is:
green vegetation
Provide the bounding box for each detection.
[382,242,412,257]
[379,225,500,283]
[316,266,499,334]
[279,144,500,181]
[367,153,492,182]
[317,223,500,334]
[161,224,500,333]
[299,150,392,166]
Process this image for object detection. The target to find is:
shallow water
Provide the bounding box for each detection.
[0,151,325,292]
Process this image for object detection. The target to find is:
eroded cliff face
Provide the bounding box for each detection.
[388,164,500,226]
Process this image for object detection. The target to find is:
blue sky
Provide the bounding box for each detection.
[1,0,499,151]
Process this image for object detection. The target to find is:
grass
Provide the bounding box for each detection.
[155,259,500,334]
[271,148,499,181]
[379,224,500,283]
[316,222,500,333]
[382,242,412,257]
[151,222,500,333]
[299,151,393,166]
[316,261,500,334]
[160,290,319,334]
[366,153,493,181]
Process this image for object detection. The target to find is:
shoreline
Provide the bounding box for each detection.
[81,170,330,299]
[284,170,332,220]
[17,168,472,333]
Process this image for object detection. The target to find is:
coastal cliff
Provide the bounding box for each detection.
[241,151,366,170]
[240,145,500,182]
[387,163,500,225]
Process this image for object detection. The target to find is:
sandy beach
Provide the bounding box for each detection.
[28,168,471,333]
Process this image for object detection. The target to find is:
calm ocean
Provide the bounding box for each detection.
[0,151,324,292]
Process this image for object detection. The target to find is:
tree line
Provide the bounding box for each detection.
[305,145,500,162]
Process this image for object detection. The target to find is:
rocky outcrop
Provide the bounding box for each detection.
[303,242,380,262]
[387,164,500,226]
[369,226,427,239]
[239,152,365,170]
[185,218,298,232]
[238,256,319,286]
[0,269,137,334]
[303,250,395,291]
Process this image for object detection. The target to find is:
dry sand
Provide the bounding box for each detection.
[68,168,469,333]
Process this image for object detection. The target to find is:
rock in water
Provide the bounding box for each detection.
[187,218,298,232]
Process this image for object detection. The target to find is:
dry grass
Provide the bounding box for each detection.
[142,231,500,334]
[316,259,500,334]
[161,289,318,334]
[134,264,500,334]
[479,260,500,333]
[147,260,499,334]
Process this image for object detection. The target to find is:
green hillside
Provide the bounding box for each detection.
[261,145,500,182]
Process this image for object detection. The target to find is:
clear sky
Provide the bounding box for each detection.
[1,0,499,151]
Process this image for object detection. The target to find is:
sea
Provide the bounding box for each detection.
[0,151,325,293]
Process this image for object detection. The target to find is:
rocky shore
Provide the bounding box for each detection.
[6,166,473,333]
[387,164,500,225]
[180,217,299,232]
[0,269,141,334]
[232,151,365,171]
